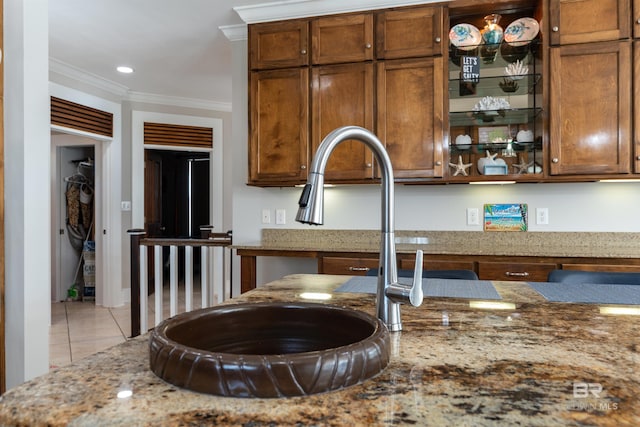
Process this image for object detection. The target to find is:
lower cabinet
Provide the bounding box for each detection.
[477,261,558,282]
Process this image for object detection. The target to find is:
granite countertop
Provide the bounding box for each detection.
[232,229,640,258]
[1,274,639,426]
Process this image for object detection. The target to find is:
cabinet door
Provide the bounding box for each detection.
[478,262,558,282]
[549,0,630,45]
[376,6,444,59]
[377,58,445,179]
[311,63,375,181]
[549,41,631,175]
[249,69,309,184]
[249,20,309,70]
[635,41,640,173]
[635,0,640,38]
[311,14,373,65]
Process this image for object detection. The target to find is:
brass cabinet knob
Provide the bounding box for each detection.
[552,26,559,32]
[301,165,307,170]
[636,155,640,160]
[552,158,559,163]
[365,43,372,49]
[435,161,442,166]
[366,163,372,168]
[301,49,307,55]
[637,18,640,24]
[435,37,441,43]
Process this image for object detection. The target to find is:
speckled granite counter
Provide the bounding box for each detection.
[234,229,640,258]
[1,274,638,426]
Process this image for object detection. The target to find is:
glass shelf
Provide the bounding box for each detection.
[449,108,542,127]
[449,74,541,99]
[450,140,542,154]
[449,40,540,71]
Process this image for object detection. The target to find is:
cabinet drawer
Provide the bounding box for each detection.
[478,262,557,282]
[561,263,640,273]
[321,256,378,275]
[399,257,474,271]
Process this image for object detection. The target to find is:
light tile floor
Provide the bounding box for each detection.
[49,284,205,370]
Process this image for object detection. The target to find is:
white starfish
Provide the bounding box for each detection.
[449,155,473,176]
[484,151,498,161]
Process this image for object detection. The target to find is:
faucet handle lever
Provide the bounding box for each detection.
[409,250,424,306]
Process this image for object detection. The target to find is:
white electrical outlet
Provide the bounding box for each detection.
[261,209,271,224]
[120,201,132,211]
[466,208,480,225]
[276,209,286,225]
[536,208,549,225]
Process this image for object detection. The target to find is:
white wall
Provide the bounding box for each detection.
[228,33,640,289]
[4,0,51,388]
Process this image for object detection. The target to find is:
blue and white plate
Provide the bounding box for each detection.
[449,23,481,51]
[504,17,539,46]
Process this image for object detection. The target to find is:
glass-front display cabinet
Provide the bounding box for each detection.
[447,6,543,182]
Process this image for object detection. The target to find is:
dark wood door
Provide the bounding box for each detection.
[377,57,444,179]
[549,41,632,175]
[311,62,374,181]
[549,0,630,45]
[144,150,164,236]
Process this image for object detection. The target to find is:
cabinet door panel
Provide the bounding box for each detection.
[549,41,631,175]
[249,69,309,183]
[549,0,630,45]
[399,257,474,271]
[561,263,640,273]
[249,20,309,70]
[311,63,374,181]
[377,58,444,178]
[311,14,373,65]
[478,262,557,282]
[635,41,640,173]
[376,6,444,59]
[635,0,640,38]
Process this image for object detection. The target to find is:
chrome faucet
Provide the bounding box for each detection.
[295,126,423,332]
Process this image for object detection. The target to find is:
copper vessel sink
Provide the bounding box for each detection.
[149,302,390,398]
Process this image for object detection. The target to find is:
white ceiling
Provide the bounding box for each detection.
[48,0,265,108]
[48,0,437,109]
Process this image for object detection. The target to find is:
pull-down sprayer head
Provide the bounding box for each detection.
[295,172,324,225]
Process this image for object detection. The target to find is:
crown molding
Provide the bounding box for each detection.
[49,58,232,112]
[49,58,130,97]
[220,24,248,42]
[234,0,444,24]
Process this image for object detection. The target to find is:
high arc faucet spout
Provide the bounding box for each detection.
[295,126,423,332]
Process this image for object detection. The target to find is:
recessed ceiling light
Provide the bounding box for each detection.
[116,66,134,74]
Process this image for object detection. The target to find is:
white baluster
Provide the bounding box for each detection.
[185,246,193,312]
[139,245,148,333]
[154,245,163,326]
[169,245,178,317]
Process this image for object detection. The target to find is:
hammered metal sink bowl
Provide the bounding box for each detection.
[149,302,390,398]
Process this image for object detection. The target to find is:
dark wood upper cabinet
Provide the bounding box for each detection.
[377,57,444,179]
[311,63,375,181]
[549,41,632,175]
[249,20,309,70]
[376,6,444,59]
[249,68,309,183]
[311,14,374,65]
[549,0,630,45]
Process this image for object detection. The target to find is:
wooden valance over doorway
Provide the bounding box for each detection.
[143,122,213,149]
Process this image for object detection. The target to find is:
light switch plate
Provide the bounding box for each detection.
[276,209,286,225]
[536,208,549,225]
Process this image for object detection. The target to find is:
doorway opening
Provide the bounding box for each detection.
[51,138,99,303]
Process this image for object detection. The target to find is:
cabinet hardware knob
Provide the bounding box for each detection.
[365,43,372,49]
[348,266,370,272]
[300,165,306,170]
[552,26,559,32]
[301,49,307,55]
[435,161,442,166]
[435,37,441,43]
[637,18,640,24]
[552,158,559,163]
[506,271,529,277]
[637,155,640,160]
[366,163,372,168]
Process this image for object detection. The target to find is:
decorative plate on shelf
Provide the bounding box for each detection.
[504,17,539,46]
[449,23,482,51]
